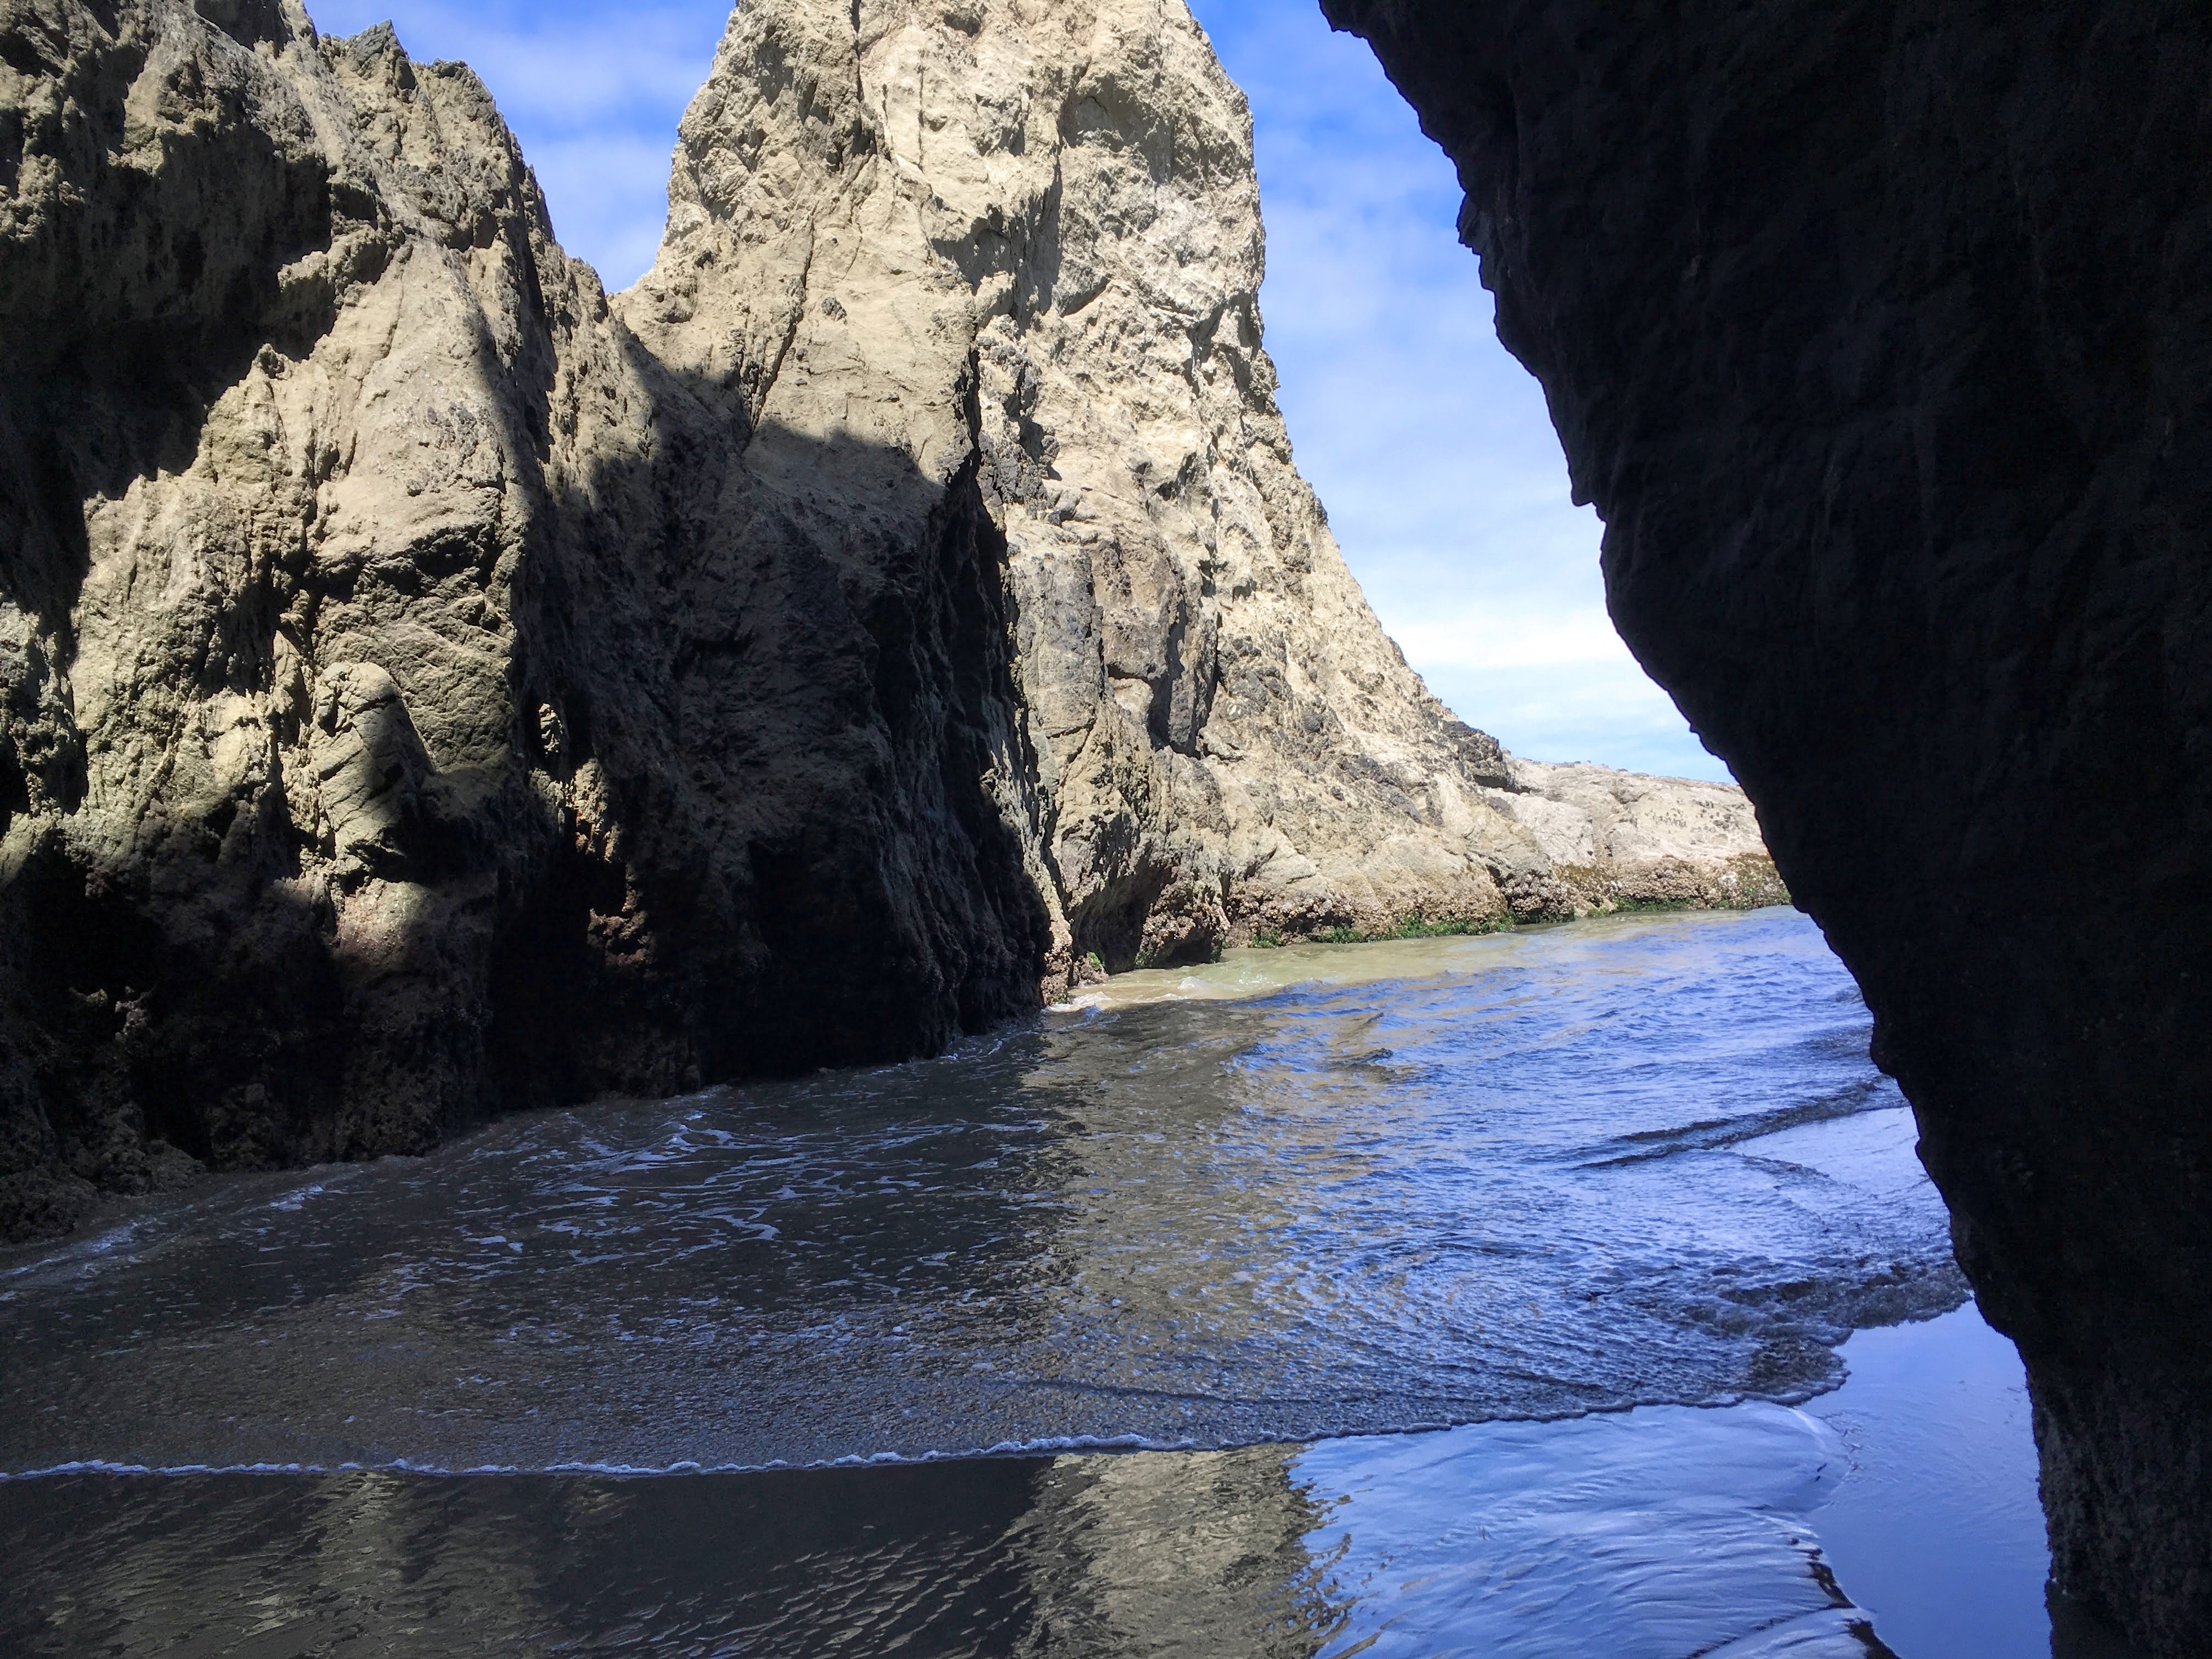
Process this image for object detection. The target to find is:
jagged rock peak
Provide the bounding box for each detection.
[624,0,1778,979]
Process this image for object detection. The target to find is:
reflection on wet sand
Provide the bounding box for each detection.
[1,1313,2036,1658]
[1300,1404,1884,1658]
[1014,1446,1337,1656]
[1,1451,1330,1657]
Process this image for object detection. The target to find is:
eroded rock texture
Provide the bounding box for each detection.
[627,0,1560,978]
[0,0,1780,1242]
[0,0,1053,1234]
[629,0,1783,970]
[1322,1,2212,1650]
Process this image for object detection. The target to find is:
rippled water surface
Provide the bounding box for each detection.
[0,909,2053,1656]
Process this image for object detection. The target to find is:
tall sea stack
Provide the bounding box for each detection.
[1321,1,2212,1651]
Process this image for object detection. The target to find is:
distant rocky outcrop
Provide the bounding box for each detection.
[1322,1,2212,1653]
[1488,758,1784,916]
[0,0,1780,1240]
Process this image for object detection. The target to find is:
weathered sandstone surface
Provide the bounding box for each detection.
[0,0,1779,1242]
[1321,1,2212,1652]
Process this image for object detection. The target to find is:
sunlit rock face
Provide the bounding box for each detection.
[0,0,1053,1234]
[621,0,1582,978]
[0,0,1780,1239]
[1320,1,2212,1651]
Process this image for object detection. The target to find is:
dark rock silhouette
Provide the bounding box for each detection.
[1322,1,2210,1651]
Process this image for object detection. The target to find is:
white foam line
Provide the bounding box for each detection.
[0,1379,1874,1485]
[0,1432,1219,1482]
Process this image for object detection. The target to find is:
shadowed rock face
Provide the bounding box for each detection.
[0,0,1053,1234]
[1319,1,2212,1651]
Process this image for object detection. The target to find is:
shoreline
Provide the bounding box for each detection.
[1054,902,1803,1014]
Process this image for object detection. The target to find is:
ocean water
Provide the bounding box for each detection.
[0,909,2055,1656]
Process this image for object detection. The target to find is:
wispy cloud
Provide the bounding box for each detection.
[312,1,726,127]
[522,131,686,284]
[304,0,1725,781]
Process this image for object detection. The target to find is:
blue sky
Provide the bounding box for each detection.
[309,0,1725,780]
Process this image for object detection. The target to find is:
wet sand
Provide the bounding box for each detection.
[0,1304,2053,1657]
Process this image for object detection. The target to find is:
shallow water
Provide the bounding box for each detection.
[0,909,2053,1655]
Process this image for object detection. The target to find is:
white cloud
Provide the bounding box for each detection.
[1389,605,1634,675]
[1424,662,1714,780]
